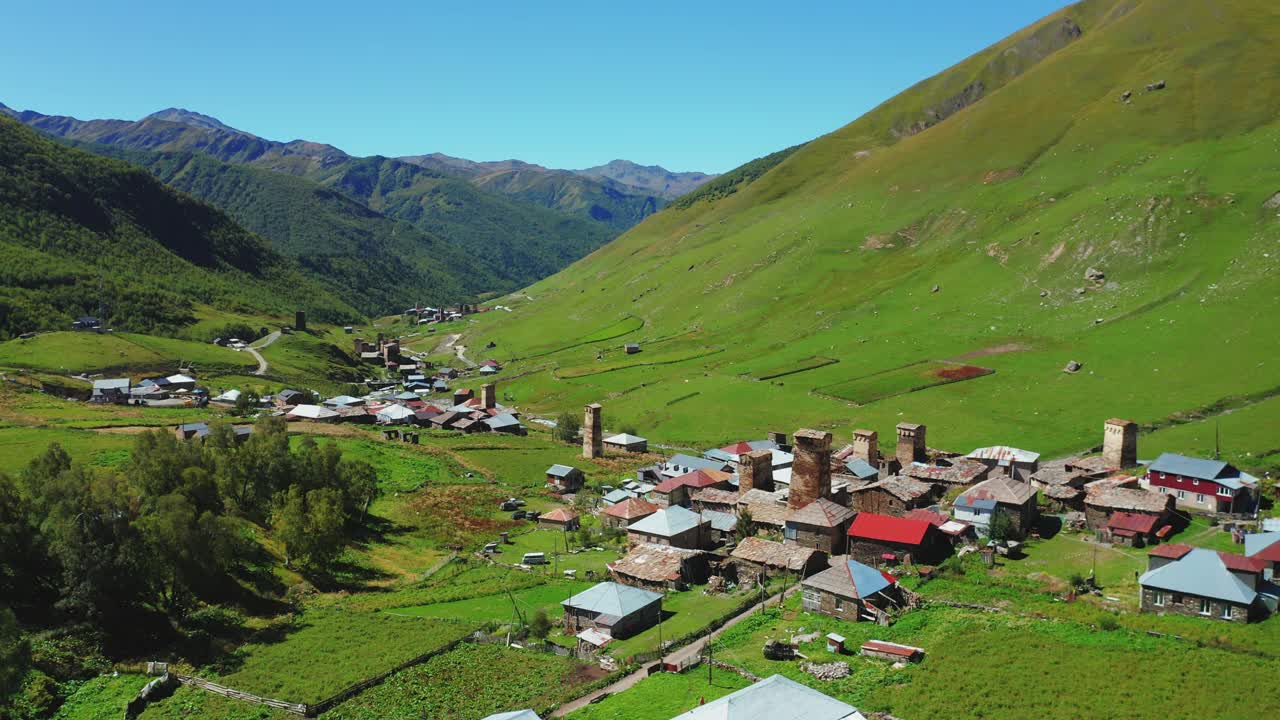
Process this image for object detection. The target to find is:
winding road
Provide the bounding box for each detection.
[245,331,281,376]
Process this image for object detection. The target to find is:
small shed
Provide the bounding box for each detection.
[826,633,846,654]
[860,640,924,663]
[625,343,641,354]
[539,508,580,531]
[603,433,648,454]
[546,464,585,493]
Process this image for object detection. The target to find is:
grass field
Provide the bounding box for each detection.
[211,610,474,703]
[390,581,579,624]
[565,667,751,720]
[488,529,623,575]
[748,355,839,381]
[0,332,256,375]
[135,686,289,720]
[53,675,150,720]
[323,644,594,720]
[0,425,134,473]
[816,361,995,404]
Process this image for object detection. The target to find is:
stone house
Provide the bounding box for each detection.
[846,512,949,566]
[603,433,648,454]
[784,498,856,555]
[1139,544,1273,623]
[728,537,827,586]
[600,497,659,530]
[848,476,937,517]
[801,557,904,625]
[561,581,663,639]
[626,505,711,550]
[1100,511,1164,547]
[738,488,790,536]
[901,458,989,487]
[546,464,585,493]
[952,476,1038,538]
[965,446,1041,482]
[690,487,740,515]
[1083,485,1174,532]
[652,469,734,508]
[608,543,710,592]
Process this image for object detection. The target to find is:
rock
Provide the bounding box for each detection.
[1084,267,1105,281]
[1039,290,1049,298]
[1094,318,1104,324]
[801,661,851,680]
[1121,90,1133,101]
[1146,80,1166,91]
[931,284,940,293]
[1264,192,1280,210]
[1074,287,1087,296]
[1064,361,1083,373]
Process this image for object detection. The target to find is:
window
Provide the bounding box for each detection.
[1221,604,1233,620]
[1192,479,1199,486]
[1152,591,1166,607]
[1199,598,1212,616]
[1176,490,1186,500]
[802,588,820,611]
[1159,487,1167,494]
[784,526,798,540]
[834,597,844,611]
[1218,486,1233,497]
[1196,494,1205,503]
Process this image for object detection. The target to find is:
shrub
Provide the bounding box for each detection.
[553,412,580,445]
[1099,616,1120,632]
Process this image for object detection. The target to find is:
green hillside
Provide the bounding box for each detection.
[4,108,618,288]
[460,0,1280,458]
[0,116,357,338]
[73,144,502,315]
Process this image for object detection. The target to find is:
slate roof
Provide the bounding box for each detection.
[786,498,856,528]
[609,543,704,583]
[855,476,935,503]
[602,497,659,520]
[802,557,897,600]
[1245,532,1280,562]
[655,469,732,494]
[691,488,741,507]
[562,581,662,619]
[1139,548,1263,604]
[1085,486,1171,513]
[847,513,932,546]
[903,459,987,485]
[739,488,789,528]
[731,537,818,570]
[957,476,1035,506]
[628,506,705,537]
[671,674,864,720]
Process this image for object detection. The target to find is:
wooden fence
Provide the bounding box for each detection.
[173,674,307,715]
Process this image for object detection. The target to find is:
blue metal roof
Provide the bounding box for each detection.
[1149,453,1229,481]
[1139,548,1257,605]
[562,581,662,618]
[955,497,997,511]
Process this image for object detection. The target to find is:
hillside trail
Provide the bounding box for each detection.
[244,331,281,376]
[550,585,799,717]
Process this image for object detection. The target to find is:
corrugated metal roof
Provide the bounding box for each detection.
[481,710,542,720]
[671,674,863,720]
[546,464,579,477]
[602,497,658,520]
[1245,532,1280,562]
[562,581,661,618]
[957,476,1036,506]
[628,505,705,537]
[1139,548,1259,604]
[802,558,895,600]
[847,513,932,546]
[967,446,1041,464]
[1149,453,1229,481]
[605,433,647,444]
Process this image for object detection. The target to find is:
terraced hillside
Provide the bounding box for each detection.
[463,0,1280,458]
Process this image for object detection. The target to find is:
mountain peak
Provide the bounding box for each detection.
[144,108,241,134]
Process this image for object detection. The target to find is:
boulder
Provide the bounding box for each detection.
[931,284,940,293]
[1084,267,1106,281]
[1120,90,1133,102]
[1074,287,1087,296]
[1064,361,1083,373]
[1039,290,1049,298]
[1146,80,1166,91]
[1264,192,1280,210]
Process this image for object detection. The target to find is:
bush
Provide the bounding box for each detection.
[1099,616,1120,632]
[553,412,581,445]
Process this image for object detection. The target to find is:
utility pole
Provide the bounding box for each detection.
[657,594,665,665]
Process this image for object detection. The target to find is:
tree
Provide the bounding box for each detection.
[987,509,1016,542]
[553,412,580,445]
[339,461,379,524]
[528,608,551,641]
[272,487,347,571]
[233,388,260,416]
[736,507,754,540]
[136,493,239,613]
[0,606,29,702]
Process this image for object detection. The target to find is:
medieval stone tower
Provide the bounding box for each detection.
[1103,418,1138,469]
[583,403,603,459]
[790,429,832,510]
[738,450,774,494]
[852,429,880,465]
[481,383,496,409]
[896,422,926,468]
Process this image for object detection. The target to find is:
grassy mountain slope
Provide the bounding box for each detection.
[463,0,1280,458]
[72,143,502,315]
[575,159,715,199]
[0,116,358,338]
[3,108,616,288]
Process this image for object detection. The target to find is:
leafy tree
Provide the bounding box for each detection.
[339,461,379,524]
[272,487,346,571]
[553,412,580,445]
[0,606,29,702]
[987,510,1016,542]
[0,474,45,605]
[736,507,754,540]
[136,494,239,613]
[233,389,261,417]
[528,608,551,641]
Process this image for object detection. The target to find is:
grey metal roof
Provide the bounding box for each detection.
[1245,532,1280,558]
[483,414,521,429]
[843,458,879,479]
[629,505,704,537]
[702,510,737,533]
[562,581,661,618]
[1139,548,1258,605]
[92,378,130,390]
[703,448,737,463]
[605,433,647,445]
[602,488,637,504]
[546,464,579,477]
[672,674,864,720]
[1149,453,1229,481]
[666,454,728,472]
[481,711,541,720]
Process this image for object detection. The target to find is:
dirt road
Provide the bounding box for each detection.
[245,331,281,376]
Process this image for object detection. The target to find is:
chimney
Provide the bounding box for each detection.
[1103,418,1138,469]
[896,422,926,468]
[738,450,774,494]
[583,403,603,459]
[789,429,832,510]
[481,383,496,409]
[294,310,307,332]
[852,429,879,464]
[767,431,789,451]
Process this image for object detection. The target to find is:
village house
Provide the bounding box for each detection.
[90,378,130,404]
[538,508,580,531]
[952,476,1038,538]
[903,509,974,545]
[846,512,949,566]
[72,316,101,331]
[965,445,1041,481]
[660,453,731,479]
[738,487,790,536]
[609,543,710,591]
[702,510,737,543]
[848,476,937,516]
[285,404,340,422]
[1084,483,1175,533]
[1100,512,1166,547]
[603,433,648,454]
[704,439,779,468]
[689,487,740,515]
[728,537,826,586]
[560,581,663,639]
[546,464,585,493]
[1139,544,1275,623]
[626,505,711,550]
[801,557,905,625]
[652,469,733,508]
[671,674,866,720]
[784,498,856,555]
[483,413,525,435]
[901,457,990,487]
[1143,453,1258,514]
[600,497,659,530]
[1245,532,1280,579]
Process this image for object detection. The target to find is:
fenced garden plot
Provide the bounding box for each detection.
[816,360,993,404]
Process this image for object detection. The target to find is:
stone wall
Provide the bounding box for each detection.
[787,522,847,554]
[790,429,832,510]
[739,450,774,493]
[1103,418,1138,469]
[1139,587,1251,623]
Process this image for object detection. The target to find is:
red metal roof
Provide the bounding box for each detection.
[654,469,732,494]
[719,441,756,455]
[1105,512,1159,534]
[848,512,931,546]
[861,640,920,658]
[541,508,579,523]
[602,497,659,520]
[1253,538,1280,562]
[1217,551,1268,573]
[1149,543,1193,560]
[904,509,950,527]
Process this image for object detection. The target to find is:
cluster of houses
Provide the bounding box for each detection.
[264,379,525,436]
[403,303,475,326]
[481,674,867,720]
[546,405,1276,648]
[90,373,204,406]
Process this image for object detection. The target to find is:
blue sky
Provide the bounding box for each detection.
[1,1,1069,173]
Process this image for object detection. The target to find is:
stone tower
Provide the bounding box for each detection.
[852,429,879,465]
[583,403,603,459]
[294,310,307,332]
[896,422,926,468]
[1103,418,1138,469]
[481,383,496,409]
[738,450,774,494]
[768,431,789,450]
[789,429,832,510]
